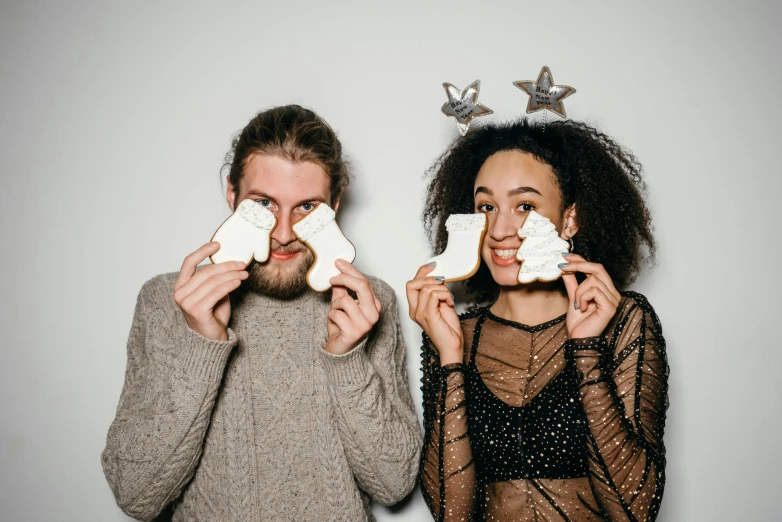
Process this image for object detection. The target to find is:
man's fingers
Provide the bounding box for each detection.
[200,277,244,313]
[331,285,349,302]
[332,295,371,332]
[329,273,379,321]
[175,261,247,303]
[180,270,248,312]
[176,242,221,290]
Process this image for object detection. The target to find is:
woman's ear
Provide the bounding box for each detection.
[562,204,579,240]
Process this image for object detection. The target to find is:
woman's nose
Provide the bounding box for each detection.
[489,211,522,242]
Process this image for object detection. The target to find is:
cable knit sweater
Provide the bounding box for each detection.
[101,272,421,522]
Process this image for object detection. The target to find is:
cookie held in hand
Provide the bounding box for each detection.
[293,204,356,292]
[425,214,488,283]
[210,199,277,266]
[516,210,570,283]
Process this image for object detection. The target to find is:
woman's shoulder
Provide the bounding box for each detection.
[616,290,664,334]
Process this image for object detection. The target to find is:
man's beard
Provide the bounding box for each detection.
[245,240,315,299]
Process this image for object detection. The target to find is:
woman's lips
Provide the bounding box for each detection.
[270,250,302,261]
[490,248,519,267]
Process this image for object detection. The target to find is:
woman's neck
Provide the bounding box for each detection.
[490,282,569,326]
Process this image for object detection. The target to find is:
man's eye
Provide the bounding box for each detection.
[258,199,272,207]
[477,204,495,212]
[301,203,315,212]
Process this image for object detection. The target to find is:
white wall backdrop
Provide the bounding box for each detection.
[1,1,780,520]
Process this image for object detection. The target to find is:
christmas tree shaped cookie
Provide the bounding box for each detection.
[516,210,570,283]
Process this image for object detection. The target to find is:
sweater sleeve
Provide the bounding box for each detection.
[566,292,668,522]
[101,275,236,521]
[318,279,422,506]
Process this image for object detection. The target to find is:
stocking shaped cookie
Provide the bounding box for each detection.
[516,210,570,283]
[292,204,356,292]
[425,214,487,282]
[210,199,277,266]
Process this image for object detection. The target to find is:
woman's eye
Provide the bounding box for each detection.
[517,203,534,212]
[477,203,495,212]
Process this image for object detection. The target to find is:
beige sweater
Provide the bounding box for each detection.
[102,272,421,521]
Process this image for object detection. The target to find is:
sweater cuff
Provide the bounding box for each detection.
[319,338,371,392]
[179,326,237,382]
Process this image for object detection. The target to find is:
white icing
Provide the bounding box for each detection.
[293,207,355,292]
[516,211,570,283]
[292,204,336,241]
[426,213,487,282]
[445,213,487,232]
[237,199,276,230]
[210,199,276,265]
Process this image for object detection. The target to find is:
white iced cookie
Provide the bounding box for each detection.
[210,199,277,266]
[292,203,356,292]
[426,213,487,283]
[516,210,570,283]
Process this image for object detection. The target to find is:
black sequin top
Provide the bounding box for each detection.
[419,292,668,522]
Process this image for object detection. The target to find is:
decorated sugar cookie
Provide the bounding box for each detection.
[516,210,570,283]
[292,204,356,292]
[426,214,487,283]
[210,199,277,266]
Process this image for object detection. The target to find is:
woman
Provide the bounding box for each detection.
[407,118,668,522]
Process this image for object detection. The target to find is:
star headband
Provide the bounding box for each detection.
[440,66,576,134]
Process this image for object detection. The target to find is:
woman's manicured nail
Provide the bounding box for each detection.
[426,261,437,267]
[557,263,568,269]
[435,276,445,281]
[562,252,572,257]
[574,301,580,310]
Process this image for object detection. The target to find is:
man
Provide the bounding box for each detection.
[102,105,421,521]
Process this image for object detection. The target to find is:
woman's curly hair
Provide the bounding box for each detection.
[423,117,656,305]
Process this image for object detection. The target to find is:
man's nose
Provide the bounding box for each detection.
[271,212,296,246]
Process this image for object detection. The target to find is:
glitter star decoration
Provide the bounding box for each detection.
[441,79,493,135]
[513,66,576,118]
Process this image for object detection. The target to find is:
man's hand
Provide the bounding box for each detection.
[325,259,382,355]
[173,242,249,341]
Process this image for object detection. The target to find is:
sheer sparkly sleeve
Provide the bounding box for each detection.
[566,292,668,522]
[419,332,477,522]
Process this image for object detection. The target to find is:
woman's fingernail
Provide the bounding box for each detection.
[435,276,445,281]
[574,301,580,310]
[562,252,572,257]
[557,263,568,269]
[427,261,437,267]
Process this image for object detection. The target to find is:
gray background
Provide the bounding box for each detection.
[1,1,779,520]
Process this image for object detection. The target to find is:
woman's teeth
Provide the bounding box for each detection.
[494,248,517,259]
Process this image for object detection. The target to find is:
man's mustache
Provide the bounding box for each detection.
[270,240,308,255]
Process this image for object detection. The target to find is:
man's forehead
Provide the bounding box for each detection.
[240,154,330,200]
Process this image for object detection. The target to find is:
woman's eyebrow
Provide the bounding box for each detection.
[474,186,493,196]
[508,186,542,196]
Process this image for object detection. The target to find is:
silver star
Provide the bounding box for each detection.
[513,66,576,118]
[441,79,493,135]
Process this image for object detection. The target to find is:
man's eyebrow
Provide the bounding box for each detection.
[474,186,493,196]
[245,190,277,203]
[508,186,542,196]
[293,196,327,207]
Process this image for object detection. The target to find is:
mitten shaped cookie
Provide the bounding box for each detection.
[210,199,277,266]
[292,204,356,292]
[516,210,570,283]
[425,213,487,282]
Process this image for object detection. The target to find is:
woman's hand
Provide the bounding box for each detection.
[561,254,621,339]
[405,263,463,366]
